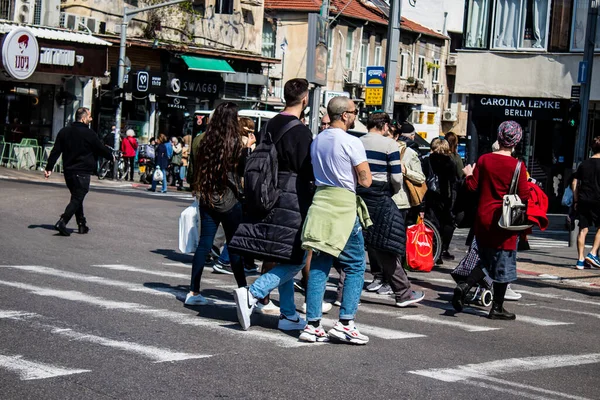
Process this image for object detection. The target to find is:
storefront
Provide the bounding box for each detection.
[467,94,571,212]
[0,25,110,146]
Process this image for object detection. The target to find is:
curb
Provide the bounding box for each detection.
[517,268,600,288]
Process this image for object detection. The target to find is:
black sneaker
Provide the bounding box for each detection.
[442,251,455,261]
[488,306,516,320]
[212,261,234,275]
[54,219,70,236]
[78,224,90,234]
[244,264,259,275]
[452,282,469,312]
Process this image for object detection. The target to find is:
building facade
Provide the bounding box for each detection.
[264,0,449,141]
[456,0,600,211]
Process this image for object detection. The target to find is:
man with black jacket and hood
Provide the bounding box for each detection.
[45,107,113,236]
[231,79,315,332]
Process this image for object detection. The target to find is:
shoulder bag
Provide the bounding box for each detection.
[400,147,428,206]
[498,161,532,231]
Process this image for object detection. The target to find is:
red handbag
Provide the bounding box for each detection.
[406,218,434,272]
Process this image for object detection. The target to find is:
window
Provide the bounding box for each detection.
[417,56,425,80]
[549,0,573,52]
[345,28,354,69]
[359,42,369,72]
[34,0,42,25]
[571,0,600,51]
[327,29,334,68]
[400,52,408,78]
[432,59,440,83]
[464,0,491,48]
[215,0,234,14]
[492,0,551,50]
[374,45,382,66]
[261,21,275,58]
[0,0,10,20]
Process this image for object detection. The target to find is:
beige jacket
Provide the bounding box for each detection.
[392,141,426,210]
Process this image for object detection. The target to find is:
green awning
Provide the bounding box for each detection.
[181,55,235,74]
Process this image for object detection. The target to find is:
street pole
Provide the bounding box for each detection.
[308,0,329,136]
[113,0,187,179]
[573,0,598,170]
[383,0,401,117]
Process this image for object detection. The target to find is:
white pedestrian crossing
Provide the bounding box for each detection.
[0,354,90,381]
[398,315,500,332]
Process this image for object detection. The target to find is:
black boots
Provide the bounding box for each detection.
[488,304,516,320]
[452,282,470,312]
[54,218,70,236]
[78,223,90,234]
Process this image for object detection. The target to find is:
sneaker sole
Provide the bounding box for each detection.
[213,266,234,275]
[488,314,517,321]
[298,332,329,343]
[585,257,600,269]
[255,307,280,316]
[396,295,425,308]
[366,284,383,292]
[328,329,368,345]
[233,289,252,331]
[377,290,394,295]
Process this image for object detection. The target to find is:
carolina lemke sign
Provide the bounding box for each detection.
[473,95,568,121]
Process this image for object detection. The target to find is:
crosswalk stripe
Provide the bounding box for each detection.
[0,279,310,348]
[515,315,573,326]
[0,354,90,381]
[320,318,425,340]
[91,264,189,279]
[517,290,600,307]
[520,305,600,319]
[398,314,501,332]
[0,309,212,363]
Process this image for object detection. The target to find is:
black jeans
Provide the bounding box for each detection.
[62,173,90,225]
[124,157,135,181]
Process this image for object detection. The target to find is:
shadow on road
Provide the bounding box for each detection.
[151,248,193,264]
[27,224,57,231]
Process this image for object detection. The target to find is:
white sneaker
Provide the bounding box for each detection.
[255,300,280,315]
[278,312,306,331]
[300,302,332,314]
[184,292,208,306]
[299,324,329,343]
[233,287,257,330]
[504,285,522,301]
[328,321,369,345]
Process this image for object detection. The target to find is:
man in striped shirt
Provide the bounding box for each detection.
[359,112,425,307]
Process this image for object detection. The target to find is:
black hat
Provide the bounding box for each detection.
[400,122,415,134]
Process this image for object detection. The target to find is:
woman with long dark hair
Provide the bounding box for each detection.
[185,102,253,305]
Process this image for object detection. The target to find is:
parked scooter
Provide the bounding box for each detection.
[137,144,155,184]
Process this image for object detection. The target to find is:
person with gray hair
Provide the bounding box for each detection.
[121,129,138,181]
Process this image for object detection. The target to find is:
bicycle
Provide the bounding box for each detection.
[421,217,442,264]
[98,148,125,180]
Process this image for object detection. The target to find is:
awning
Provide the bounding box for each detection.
[181,55,235,74]
[0,23,111,46]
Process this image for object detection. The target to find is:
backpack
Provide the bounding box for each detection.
[244,118,302,214]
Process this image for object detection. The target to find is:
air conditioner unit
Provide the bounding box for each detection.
[447,55,457,66]
[14,0,34,24]
[347,70,361,84]
[442,109,457,122]
[85,17,98,33]
[60,12,78,30]
[409,110,421,124]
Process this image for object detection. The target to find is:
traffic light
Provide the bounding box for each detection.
[567,102,581,128]
[112,86,124,109]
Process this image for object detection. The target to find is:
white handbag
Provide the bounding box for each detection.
[179,199,199,254]
[153,166,164,182]
[498,161,532,231]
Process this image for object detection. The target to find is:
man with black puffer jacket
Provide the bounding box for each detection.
[231,78,315,332]
[45,107,114,236]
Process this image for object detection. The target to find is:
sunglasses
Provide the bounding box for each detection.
[345,109,359,115]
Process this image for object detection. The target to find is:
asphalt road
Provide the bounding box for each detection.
[1,179,599,400]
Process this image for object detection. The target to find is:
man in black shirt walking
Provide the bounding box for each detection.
[45,107,113,236]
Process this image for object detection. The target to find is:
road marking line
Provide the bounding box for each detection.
[408,353,600,382]
[0,354,90,381]
[91,264,189,279]
[318,318,425,340]
[0,280,309,348]
[519,305,600,319]
[460,379,581,400]
[515,315,574,326]
[398,314,500,332]
[517,290,600,307]
[0,311,36,319]
[474,375,593,400]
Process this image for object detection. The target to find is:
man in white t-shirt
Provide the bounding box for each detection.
[299,96,373,345]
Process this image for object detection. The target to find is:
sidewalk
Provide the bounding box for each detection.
[0,166,135,189]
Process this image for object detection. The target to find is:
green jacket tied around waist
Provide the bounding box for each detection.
[301,186,372,258]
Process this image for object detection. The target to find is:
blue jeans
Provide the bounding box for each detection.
[151,175,167,192]
[306,217,366,322]
[180,166,187,182]
[190,203,246,292]
[218,244,230,265]
[249,255,306,318]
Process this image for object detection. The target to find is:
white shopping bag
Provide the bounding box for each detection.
[153,166,164,182]
[179,199,199,254]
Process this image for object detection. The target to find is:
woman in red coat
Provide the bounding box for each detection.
[454,121,530,320]
[121,129,138,181]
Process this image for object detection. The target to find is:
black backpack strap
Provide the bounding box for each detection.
[272,119,303,145]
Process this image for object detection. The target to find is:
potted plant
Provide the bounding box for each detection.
[406,76,416,85]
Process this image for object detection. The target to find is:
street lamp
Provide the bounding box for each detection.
[113,0,188,179]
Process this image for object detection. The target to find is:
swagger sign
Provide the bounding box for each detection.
[2,27,39,80]
[473,95,569,121]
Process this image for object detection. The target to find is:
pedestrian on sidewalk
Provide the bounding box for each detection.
[45,107,113,236]
[358,111,424,307]
[459,120,529,320]
[121,129,138,182]
[148,134,169,193]
[299,96,373,345]
[230,78,315,331]
[573,136,600,270]
[184,102,254,306]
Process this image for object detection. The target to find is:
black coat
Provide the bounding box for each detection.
[228,114,314,265]
[357,180,406,255]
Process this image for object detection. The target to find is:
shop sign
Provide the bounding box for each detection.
[472,95,568,121]
[167,73,220,97]
[366,66,385,87]
[1,27,39,80]
[122,70,164,94]
[365,88,384,106]
[162,95,188,110]
[40,48,81,67]
[179,80,219,96]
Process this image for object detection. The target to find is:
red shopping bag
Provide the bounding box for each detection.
[406,218,434,272]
